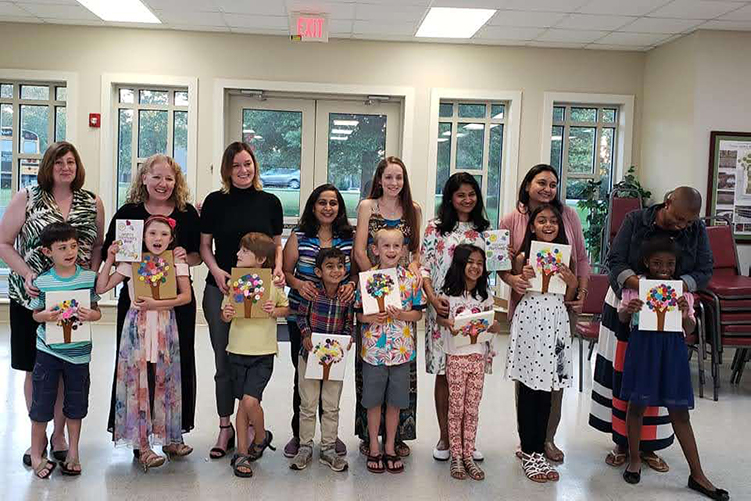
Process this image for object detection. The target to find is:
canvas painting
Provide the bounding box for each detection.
[359,268,401,315]
[639,279,683,332]
[305,333,351,381]
[230,268,272,318]
[132,251,177,300]
[483,229,511,272]
[528,241,572,295]
[115,219,143,262]
[450,309,495,350]
[45,290,91,345]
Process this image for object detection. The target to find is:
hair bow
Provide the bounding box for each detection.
[166,217,176,229]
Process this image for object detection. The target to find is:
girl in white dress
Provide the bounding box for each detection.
[505,204,578,483]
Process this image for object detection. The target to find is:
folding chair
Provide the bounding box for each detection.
[574,264,610,392]
[600,189,642,264]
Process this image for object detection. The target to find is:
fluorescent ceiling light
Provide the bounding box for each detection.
[492,112,504,120]
[77,0,160,23]
[416,7,495,39]
[331,136,348,141]
[552,136,563,141]
[243,129,255,134]
[331,129,354,135]
[463,123,484,130]
[333,120,359,127]
[437,138,449,143]
[456,132,467,138]
[252,135,263,140]
[441,130,451,136]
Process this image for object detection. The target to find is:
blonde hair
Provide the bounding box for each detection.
[125,154,191,211]
[220,142,262,193]
[373,227,404,246]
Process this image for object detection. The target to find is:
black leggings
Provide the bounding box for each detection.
[517,382,552,454]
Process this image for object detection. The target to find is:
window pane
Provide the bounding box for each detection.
[458,104,486,119]
[439,102,453,118]
[117,109,133,207]
[55,107,66,142]
[55,87,67,102]
[599,127,615,199]
[1,104,12,128]
[568,126,596,174]
[175,91,189,106]
[550,125,563,175]
[138,110,168,158]
[1,132,11,218]
[20,85,50,100]
[173,111,188,174]
[139,90,169,105]
[487,124,504,228]
[1,84,12,99]
[553,106,565,122]
[602,108,617,123]
[565,178,589,201]
[243,109,303,218]
[119,89,135,104]
[20,105,49,153]
[327,112,387,219]
[456,122,484,170]
[435,122,452,215]
[491,104,505,120]
[570,107,597,122]
[19,158,39,189]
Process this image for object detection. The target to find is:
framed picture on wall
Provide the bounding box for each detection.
[707,131,751,241]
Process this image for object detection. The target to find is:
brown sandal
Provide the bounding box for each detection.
[641,452,670,472]
[463,458,485,481]
[366,454,385,474]
[450,456,467,480]
[605,448,628,467]
[395,440,411,458]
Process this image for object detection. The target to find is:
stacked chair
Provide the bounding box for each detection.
[574,264,610,392]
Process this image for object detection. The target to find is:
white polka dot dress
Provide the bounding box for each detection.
[505,291,572,391]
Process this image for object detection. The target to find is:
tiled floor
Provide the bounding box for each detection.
[0,323,748,501]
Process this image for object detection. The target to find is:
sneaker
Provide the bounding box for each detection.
[433,441,450,461]
[289,445,312,471]
[335,438,347,456]
[472,449,484,462]
[320,448,348,472]
[284,437,300,458]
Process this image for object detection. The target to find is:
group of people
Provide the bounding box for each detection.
[0,140,729,499]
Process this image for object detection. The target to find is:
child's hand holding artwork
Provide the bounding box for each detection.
[677,296,690,318]
[437,316,458,336]
[77,306,97,322]
[107,242,120,260]
[173,246,187,264]
[488,320,501,334]
[374,311,389,324]
[221,303,235,323]
[558,263,578,288]
[40,305,62,323]
[262,299,275,315]
[303,336,313,352]
[386,305,402,320]
[133,296,160,311]
[625,298,644,315]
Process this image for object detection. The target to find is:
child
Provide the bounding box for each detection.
[618,236,729,500]
[97,215,193,471]
[28,222,101,479]
[290,247,354,472]
[220,232,289,478]
[505,204,578,483]
[356,227,424,474]
[436,244,501,481]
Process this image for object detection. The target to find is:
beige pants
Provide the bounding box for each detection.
[298,355,344,450]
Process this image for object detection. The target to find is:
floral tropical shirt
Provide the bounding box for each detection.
[356,265,425,366]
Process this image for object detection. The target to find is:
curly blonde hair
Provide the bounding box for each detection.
[125,154,191,211]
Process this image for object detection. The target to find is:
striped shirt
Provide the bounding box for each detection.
[296,283,354,359]
[29,266,100,364]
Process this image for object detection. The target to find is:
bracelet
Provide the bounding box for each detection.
[577,288,589,298]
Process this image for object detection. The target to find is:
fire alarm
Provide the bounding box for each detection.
[89,113,101,128]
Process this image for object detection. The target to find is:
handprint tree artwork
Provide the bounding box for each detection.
[136,253,171,299]
[54,299,82,344]
[451,309,496,349]
[461,318,491,345]
[367,272,395,312]
[529,241,572,295]
[639,279,683,332]
[305,333,351,381]
[645,283,679,331]
[233,273,266,317]
[45,290,92,345]
[312,338,345,381]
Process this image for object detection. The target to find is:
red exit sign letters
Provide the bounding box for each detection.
[290,13,329,42]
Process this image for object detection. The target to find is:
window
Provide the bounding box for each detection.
[115,86,188,208]
[549,104,618,204]
[434,100,506,228]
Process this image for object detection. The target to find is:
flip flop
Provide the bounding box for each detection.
[34,460,56,479]
[366,454,385,474]
[60,460,82,476]
[383,453,404,474]
[605,449,628,467]
[641,452,670,473]
[23,437,49,466]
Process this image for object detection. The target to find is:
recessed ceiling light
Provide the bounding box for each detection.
[77,0,160,23]
[416,7,496,39]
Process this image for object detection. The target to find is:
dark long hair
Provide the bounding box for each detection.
[639,236,680,277]
[441,244,489,301]
[436,172,490,235]
[517,164,563,213]
[518,204,569,259]
[368,156,419,252]
[297,184,353,239]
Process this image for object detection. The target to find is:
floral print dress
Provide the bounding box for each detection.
[420,219,487,375]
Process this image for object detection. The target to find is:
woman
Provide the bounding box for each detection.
[101,154,200,455]
[0,141,104,467]
[353,156,422,458]
[500,164,590,462]
[200,141,284,459]
[421,173,490,462]
[281,184,357,458]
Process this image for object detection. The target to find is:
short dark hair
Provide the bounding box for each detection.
[39,222,78,249]
[239,232,277,269]
[640,236,679,270]
[315,247,346,269]
[37,142,86,192]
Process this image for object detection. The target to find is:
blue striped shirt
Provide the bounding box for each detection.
[29,266,100,364]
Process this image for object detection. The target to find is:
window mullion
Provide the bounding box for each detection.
[449,115,458,174]
[561,123,570,200]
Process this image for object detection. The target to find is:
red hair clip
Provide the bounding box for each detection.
[166,217,176,229]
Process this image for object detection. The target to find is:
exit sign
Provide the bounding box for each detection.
[290,12,328,42]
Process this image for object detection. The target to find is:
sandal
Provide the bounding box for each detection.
[605,448,628,467]
[540,456,559,482]
[50,433,68,462]
[521,452,547,483]
[233,454,253,478]
[164,443,193,460]
[23,442,48,467]
[60,459,82,476]
[641,452,670,473]
[450,456,467,480]
[209,424,235,459]
[544,441,564,462]
[359,440,370,457]
[33,459,56,479]
[383,453,404,474]
[248,430,275,461]
[139,449,166,472]
[366,454,385,474]
[463,457,485,481]
[395,440,411,458]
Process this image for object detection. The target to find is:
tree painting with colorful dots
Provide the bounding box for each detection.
[137,254,170,300]
[312,338,345,381]
[646,283,679,331]
[232,273,266,318]
[535,246,564,293]
[52,299,82,344]
[366,272,395,313]
[461,318,491,345]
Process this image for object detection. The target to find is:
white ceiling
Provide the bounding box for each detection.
[2,0,751,51]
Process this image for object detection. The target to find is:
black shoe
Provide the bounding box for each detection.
[688,476,730,500]
[623,467,641,484]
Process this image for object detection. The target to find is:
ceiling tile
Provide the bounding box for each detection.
[352,0,429,5]
[170,24,231,32]
[328,19,352,34]
[554,13,636,30]
[597,31,672,45]
[586,43,649,51]
[229,27,288,36]
[476,25,547,40]
[215,0,286,16]
[648,0,743,20]
[577,0,672,16]
[619,16,703,33]
[18,3,100,20]
[352,20,417,35]
[41,17,106,26]
[488,10,567,27]
[0,2,37,17]
[0,15,41,23]
[143,0,217,11]
[497,0,590,13]
[719,4,751,21]
[527,40,588,48]
[285,1,356,19]
[14,0,79,4]
[354,3,427,22]
[154,10,226,26]
[535,28,608,42]
[471,38,530,46]
[224,14,289,29]
[700,19,751,30]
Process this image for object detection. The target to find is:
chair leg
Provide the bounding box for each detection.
[587,340,596,361]
[730,349,742,385]
[578,333,583,393]
[736,348,749,385]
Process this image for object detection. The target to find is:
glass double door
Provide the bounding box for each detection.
[227,95,402,223]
